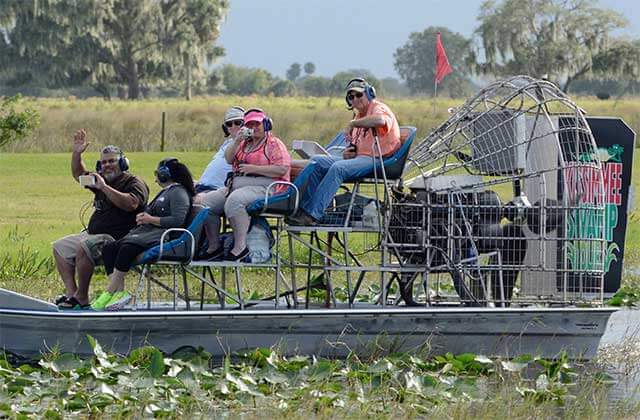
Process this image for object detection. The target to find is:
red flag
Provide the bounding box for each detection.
[435,32,453,84]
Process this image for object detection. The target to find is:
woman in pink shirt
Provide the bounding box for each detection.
[201,109,291,261]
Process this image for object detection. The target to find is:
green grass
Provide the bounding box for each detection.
[2,145,640,301]
[3,96,638,153]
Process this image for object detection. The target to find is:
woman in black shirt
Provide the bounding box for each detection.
[92,158,195,311]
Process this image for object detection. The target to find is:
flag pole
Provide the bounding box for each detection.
[433,31,452,116]
[433,32,437,114]
[433,81,437,114]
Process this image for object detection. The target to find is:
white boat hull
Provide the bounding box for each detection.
[0,306,615,359]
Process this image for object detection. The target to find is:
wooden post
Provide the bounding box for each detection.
[160,111,166,152]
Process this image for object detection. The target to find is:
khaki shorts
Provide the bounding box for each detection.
[52,231,115,266]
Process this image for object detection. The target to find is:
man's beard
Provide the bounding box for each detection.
[103,169,121,182]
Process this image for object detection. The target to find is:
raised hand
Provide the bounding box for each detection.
[72,129,89,154]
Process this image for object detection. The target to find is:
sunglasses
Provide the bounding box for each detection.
[100,158,118,165]
[347,92,364,101]
[225,120,244,128]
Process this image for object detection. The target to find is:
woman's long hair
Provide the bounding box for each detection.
[165,159,196,198]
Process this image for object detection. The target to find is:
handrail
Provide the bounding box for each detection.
[158,228,196,263]
[263,181,299,215]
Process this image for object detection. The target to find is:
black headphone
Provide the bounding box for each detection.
[156,157,179,183]
[244,108,273,132]
[221,106,246,136]
[345,77,376,109]
[95,146,129,173]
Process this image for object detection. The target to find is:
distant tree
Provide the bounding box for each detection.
[471,0,630,92]
[220,64,274,95]
[394,26,472,96]
[380,77,410,97]
[161,0,229,100]
[286,63,301,81]
[0,1,101,89]
[299,76,333,97]
[0,0,229,99]
[207,68,224,94]
[591,39,640,84]
[269,80,297,97]
[303,62,316,75]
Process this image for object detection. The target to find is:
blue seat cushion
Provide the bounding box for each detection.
[138,207,209,264]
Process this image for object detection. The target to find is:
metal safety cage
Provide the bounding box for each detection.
[394,75,607,306]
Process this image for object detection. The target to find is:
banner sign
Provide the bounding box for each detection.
[559,117,635,294]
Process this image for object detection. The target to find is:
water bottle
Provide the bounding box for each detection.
[362,201,379,229]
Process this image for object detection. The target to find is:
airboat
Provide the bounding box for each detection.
[0,76,635,360]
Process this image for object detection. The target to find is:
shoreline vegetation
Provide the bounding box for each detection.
[0,337,635,419]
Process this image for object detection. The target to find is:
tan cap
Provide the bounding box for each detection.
[224,106,245,123]
[345,79,367,93]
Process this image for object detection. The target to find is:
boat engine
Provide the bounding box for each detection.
[389,175,562,306]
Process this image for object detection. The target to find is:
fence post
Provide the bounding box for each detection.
[160,111,166,152]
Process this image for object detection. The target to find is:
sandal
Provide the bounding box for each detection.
[58,296,91,310]
[54,295,69,305]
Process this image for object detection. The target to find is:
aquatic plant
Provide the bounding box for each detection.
[0,337,624,418]
[607,286,640,307]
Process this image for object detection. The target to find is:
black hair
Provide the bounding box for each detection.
[164,160,196,198]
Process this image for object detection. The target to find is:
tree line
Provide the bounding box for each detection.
[0,0,228,100]
[1,0,639,99]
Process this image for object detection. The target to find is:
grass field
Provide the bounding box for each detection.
[2,96,639,153]
[1,149,639,302]
[1,95,639,300]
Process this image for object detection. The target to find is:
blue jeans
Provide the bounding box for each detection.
[195,184,218,194]
[300,155,376,220]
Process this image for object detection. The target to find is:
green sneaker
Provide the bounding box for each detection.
[91,291,113,310]
[105,291,132,311]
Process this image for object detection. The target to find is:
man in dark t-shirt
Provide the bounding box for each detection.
[52,129,149,309]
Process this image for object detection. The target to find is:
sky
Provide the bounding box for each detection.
[216,0,640,80]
